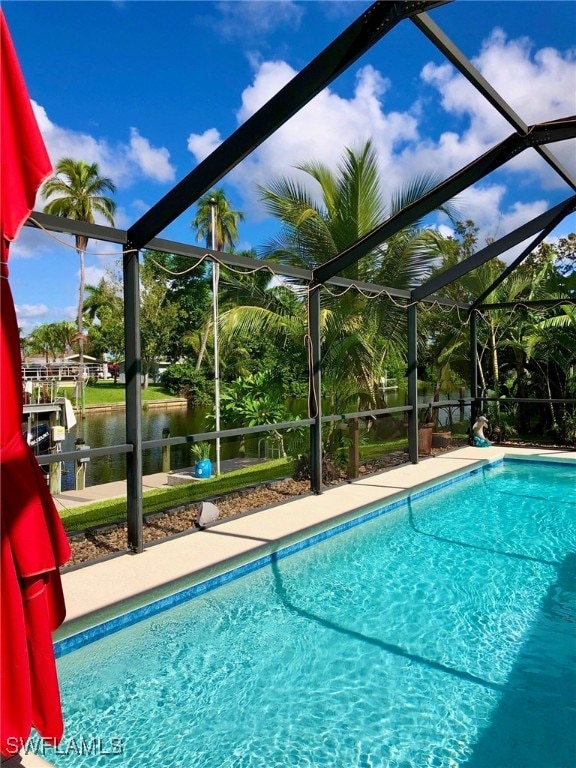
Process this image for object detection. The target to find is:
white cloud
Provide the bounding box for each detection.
[16,303,49,333]
[447,185,557,262]
[128,128,175,183]
[130,199,151,215]
[32,101,176,188]
[188,27,574,252]
[7,226,53,260]
[84,265,108,286]
[187,127,223,162]
[475,29,575,126]
[455,185,507,233]
[188,61,420,218]
[213,1,304,41]
[16,303,49,319]
[63,305,77,321]
[419,28,576,186]
[496,200,552,241]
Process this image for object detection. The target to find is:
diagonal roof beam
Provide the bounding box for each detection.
[412,12,576,192]
[469,197,576,311]
[313,116,576,286]
[127,0,448,250]
[413,194,576,300]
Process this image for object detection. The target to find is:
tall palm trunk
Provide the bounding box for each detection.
[195,321,210,371]
[75,234,88,364]
[490,321,499,389]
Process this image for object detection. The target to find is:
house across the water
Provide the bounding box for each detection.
[21,354,110,383]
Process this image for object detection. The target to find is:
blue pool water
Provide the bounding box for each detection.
[50,459,575,768]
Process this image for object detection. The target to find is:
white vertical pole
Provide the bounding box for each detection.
[211,199,221,476]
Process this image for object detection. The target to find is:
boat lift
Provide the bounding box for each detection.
[22,380,77,494]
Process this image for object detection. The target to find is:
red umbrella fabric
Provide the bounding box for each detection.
[1,10,71,756]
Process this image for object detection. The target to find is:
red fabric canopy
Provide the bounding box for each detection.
[1,10,71,757]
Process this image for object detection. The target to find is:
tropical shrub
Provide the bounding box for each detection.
[211,373,306,458]
[160,362,213,405]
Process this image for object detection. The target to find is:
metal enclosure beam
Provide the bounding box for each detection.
[470,199,576,310]
[308,286,323,493]
[407,303,419,464]
[28,210,128,244]
[477,298,576,311]
[24,212,470,310]
[414,195,576,301]
[313,118,576,285]
[123,245,143,552]
[412,12,576,191]
[127,0,448,248]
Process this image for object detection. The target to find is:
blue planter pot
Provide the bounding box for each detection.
[194,459,212,479]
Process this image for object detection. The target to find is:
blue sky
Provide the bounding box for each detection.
[3,0,575,333]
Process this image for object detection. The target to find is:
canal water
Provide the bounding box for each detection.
[58,388,467,489]
[60,405,217,490]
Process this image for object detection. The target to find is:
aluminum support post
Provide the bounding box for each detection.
[407,303,419,464]
[308,286,323,494]
[123,243,143,553]
[469,310,479,426]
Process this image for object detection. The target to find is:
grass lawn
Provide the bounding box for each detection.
[61,458,296,532]
[360,437,408,460]
[82,382,179,406]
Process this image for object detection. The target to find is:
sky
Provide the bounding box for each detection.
[3,0,576,333]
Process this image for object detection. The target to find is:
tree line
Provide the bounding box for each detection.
[23,143,576,443]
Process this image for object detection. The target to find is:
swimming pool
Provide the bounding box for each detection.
[49,458,575,767]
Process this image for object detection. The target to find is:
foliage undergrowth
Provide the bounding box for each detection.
[160,363,213,405]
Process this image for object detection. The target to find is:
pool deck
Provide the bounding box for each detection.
[6,444,574,768]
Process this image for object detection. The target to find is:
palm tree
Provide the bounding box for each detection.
[83,275,125,362]
[41,159,116,368]
[191,188,244,252]
[425,226,568,434]
[258,140,451,280]
[191,189,244,370]
[225,140,454,411]
[27,321,73,364]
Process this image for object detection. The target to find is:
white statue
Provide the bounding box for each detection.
[472,415,492,447]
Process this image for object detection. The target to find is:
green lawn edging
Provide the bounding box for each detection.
[62,458,296,533]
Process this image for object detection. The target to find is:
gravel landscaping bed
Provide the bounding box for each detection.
[65,477,311,568]
[62,442,469,569]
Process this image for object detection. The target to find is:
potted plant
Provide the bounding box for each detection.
[431,405,452,448]
[432,428,452,449]
[418,405,434,456]
[191,442,212,479]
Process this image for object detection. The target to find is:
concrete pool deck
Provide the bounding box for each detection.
[6,444,574,768]
[59,445,574,632]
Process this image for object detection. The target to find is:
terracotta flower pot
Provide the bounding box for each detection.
[432,431,451,449]
[418,424,433,456]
